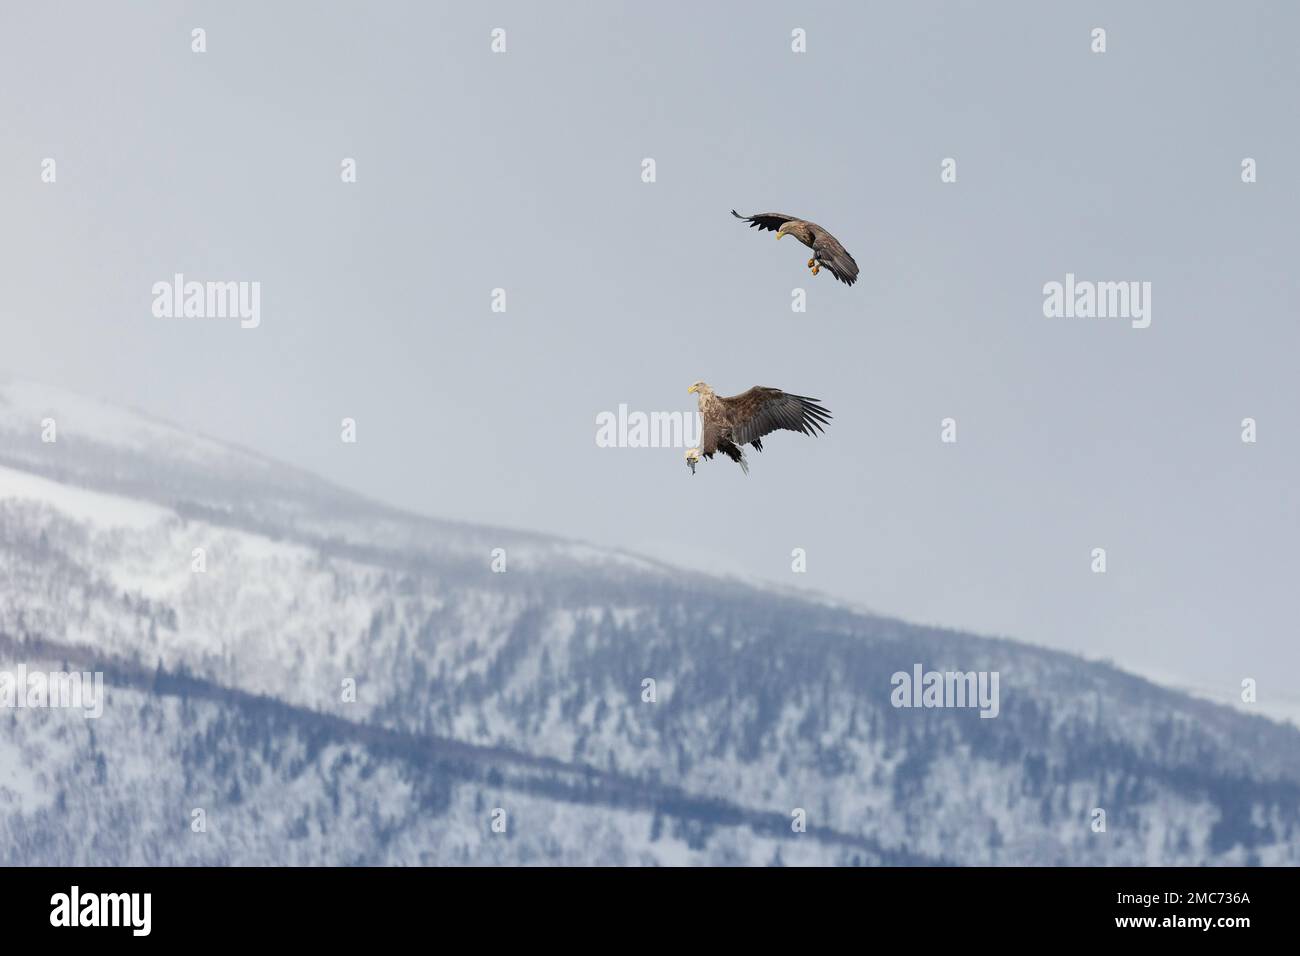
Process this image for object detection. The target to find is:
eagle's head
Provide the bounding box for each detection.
[687,381,713,397]
[776,221,810,243]
[685,447,701,475]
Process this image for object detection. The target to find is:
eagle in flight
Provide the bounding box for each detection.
[685,382,832,475]
[732,209,860,286]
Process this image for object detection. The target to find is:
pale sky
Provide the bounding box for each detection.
[2,1,1297,713]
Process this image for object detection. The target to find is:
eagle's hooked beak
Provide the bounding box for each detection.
[776,232,783,240]
[687,384,698,394]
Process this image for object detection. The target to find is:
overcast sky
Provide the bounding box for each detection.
[2,1,1298,714]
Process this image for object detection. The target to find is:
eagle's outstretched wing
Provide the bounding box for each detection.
[722,387,832,449]
[731,209,798,233]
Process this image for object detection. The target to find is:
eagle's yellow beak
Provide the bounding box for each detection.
[776,232,783,240]
[687,385,698,394]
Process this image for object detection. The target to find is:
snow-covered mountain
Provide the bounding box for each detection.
[2,378,1298,865]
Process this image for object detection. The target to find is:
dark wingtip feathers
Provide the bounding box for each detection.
[732,209,764,229]
[796,395,832,436]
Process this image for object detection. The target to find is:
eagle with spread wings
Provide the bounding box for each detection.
[685,381,832,475]
[732,209,860,286]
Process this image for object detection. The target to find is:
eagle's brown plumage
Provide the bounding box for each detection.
[731,209,860,287]
[686,381,832,474]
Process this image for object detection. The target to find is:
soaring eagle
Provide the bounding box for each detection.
[685,382,832,474]
[732,209,860,286]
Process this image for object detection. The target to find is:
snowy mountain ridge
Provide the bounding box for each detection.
[2,379,1299,865]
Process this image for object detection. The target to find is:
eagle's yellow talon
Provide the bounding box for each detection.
[811,265,820,276]
[808,258,816,268]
